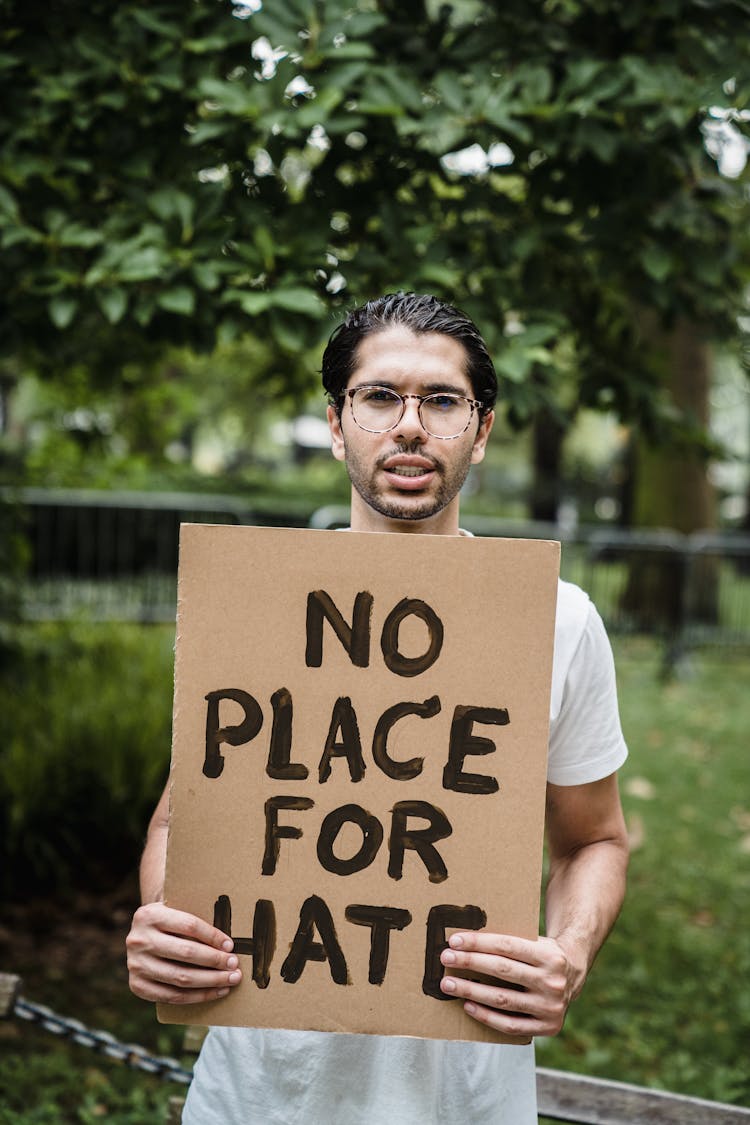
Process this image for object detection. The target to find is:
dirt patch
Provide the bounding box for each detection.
[0,876,164,1045]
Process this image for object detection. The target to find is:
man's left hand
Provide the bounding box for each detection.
[439,931,583,1038]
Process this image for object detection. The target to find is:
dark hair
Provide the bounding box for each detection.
[321,292,498,415]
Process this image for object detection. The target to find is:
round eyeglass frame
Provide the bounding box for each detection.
[338,385,485,440]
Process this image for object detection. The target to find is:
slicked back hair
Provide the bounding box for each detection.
[322,292,498,415]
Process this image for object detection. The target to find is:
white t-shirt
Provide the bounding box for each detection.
[183,579,627,1125]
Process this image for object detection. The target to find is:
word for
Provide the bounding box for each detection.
[263,797,452,883]
[214,892,486,996]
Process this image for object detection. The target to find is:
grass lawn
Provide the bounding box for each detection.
[1,636,749,1122]
[538,638,750,1111]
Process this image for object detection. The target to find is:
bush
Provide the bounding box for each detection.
[0,622,174,898]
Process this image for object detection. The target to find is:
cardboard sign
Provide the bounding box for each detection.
[159,525,560,1043]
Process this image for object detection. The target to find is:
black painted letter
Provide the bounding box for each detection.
[281,894,350,985]
[203,689,264,779]
[443,705,509,795]
[372,696,441,780]
[422,903,487,1000]
[262,795,315,876]
[317,804,384,876]
[267,688,309,781]
[388,800,453,884]
[305,590,373,668]
[318,697,365,783]
[345,905,413,985]
[213,894,276,989]
[380,598,444,678]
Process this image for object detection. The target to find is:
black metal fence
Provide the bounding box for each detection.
[6,490,750,665]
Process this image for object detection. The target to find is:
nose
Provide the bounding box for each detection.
[393,395,425,441]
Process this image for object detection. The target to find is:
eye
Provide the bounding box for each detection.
[361,387,400,404]
[425,393,461,411]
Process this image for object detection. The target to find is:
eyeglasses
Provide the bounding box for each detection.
[340,385,484,439]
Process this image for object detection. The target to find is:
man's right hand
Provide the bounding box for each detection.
[126,902,243,1005]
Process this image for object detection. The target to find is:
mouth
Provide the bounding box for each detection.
[388,465,430,477]
[380,455,438,491]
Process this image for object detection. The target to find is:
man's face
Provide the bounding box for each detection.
[327,325,494,534]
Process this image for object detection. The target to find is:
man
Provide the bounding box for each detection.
[127,292,629,1123]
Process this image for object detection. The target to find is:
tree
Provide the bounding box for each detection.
[2,0,749,502]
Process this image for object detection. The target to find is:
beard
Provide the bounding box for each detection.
[343,437,475,523]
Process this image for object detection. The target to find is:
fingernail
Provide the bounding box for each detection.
[221,939,234,953]
[465,1002,476,1015]
[228,970,242,985]
[441,949,456,965]
[217,988,229,998]
[227,955,239,970]
[441,977,456,993]
[449,935,464,949]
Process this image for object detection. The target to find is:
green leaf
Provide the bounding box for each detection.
[48,295,78,329]
[433,73,469,115]
[294,85,345,127]
[641,245,672,282]
[222,289,274,315]
[116,247,167,282]
[0,184,20,220]
[58,223,103,249]
[416,262,463,288]
[268,309,306,351]
[320,41,375,61]
[157,286,196,315]
[253,225,276,270]
[495,345,533,383]
[342,11,387,37]
[516,64,553,105]
[130,9,181,38]
[576,121,619,163]
[193,262,220,291]
[148,189,195,240]
[196,77,260,117]
[96,288,128,324]
[271,287,324,317]
[184,35,236,54]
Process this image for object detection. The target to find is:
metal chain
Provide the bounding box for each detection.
[14,995,194,1085]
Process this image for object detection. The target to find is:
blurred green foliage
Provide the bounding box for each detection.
[0,623,175,898]
[1,0,749,440]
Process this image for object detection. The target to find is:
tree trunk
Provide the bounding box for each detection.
[530,406,566,524]
[621,317,718,629]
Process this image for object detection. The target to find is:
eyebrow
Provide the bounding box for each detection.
[350,380,471,396]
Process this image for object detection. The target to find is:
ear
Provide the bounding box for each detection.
[470,410,494,465]
[327,403,346,463]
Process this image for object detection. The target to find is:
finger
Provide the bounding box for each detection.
[461,999,538,1039]
[134,953,242,993]
[135,903,234,952]
[130,976,235,1006]
[439,946,537,990]
[142,929,240,971]
[447,931,544,966]
[439,973,552,1021]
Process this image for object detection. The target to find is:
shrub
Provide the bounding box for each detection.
[0,622,174,898]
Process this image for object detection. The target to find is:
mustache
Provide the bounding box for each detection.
[376,442,441,469]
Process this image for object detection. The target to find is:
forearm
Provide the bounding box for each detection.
[544,835,628,998]
[138,785,170,904]
[128,782,243,1003]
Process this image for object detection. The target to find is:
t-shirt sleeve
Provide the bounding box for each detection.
[547,601,628,786]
